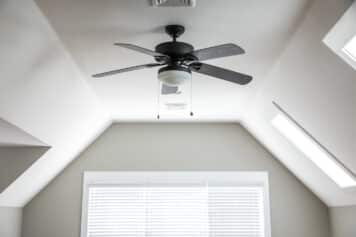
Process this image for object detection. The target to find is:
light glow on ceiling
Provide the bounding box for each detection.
[343,35,356,62]
[272,114,356,188]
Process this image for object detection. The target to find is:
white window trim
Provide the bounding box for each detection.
[323,2,356,70]
[342,36,356,62]
[80,171,271,237]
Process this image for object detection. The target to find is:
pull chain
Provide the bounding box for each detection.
[157,80,160,120]
[190,76,194,116]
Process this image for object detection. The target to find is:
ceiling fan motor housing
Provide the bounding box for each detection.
[158,65,191,86]
[155,42,194,60]
[155,25,196,61]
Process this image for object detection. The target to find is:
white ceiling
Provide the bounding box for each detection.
[0,0,356,207]
[34,0,311,120]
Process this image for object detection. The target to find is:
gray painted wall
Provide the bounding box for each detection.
[330,205,356,237]
[0,147,48,193]
[0,207,22,237]
[22,124,330,237]
[0,147,46,237]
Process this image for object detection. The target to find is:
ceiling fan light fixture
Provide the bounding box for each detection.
[158,65,191,86]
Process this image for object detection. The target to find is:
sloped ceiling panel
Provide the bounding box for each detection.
[244,0,356,206]
[0,118,47,147]
[0,0,110,206]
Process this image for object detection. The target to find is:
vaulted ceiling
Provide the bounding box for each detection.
[0,0,355,207]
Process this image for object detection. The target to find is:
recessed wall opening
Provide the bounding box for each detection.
[81,172,271,237]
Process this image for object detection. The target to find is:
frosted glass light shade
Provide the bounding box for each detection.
[158,70,191,86]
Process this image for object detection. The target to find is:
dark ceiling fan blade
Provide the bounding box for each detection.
[192,43,245,61]
[114,43,168,59]
[92,63,162,78]
[190,62,252,85]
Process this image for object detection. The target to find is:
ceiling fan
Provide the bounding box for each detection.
[92,25,252,90]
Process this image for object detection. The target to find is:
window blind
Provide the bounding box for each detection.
[86,185,265,237]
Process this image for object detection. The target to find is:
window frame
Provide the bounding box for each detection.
[323,2,356,70]
[80,171,271,237]
[342,35,356,62]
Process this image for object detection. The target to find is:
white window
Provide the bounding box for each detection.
[323,2,356,70]
[272,113,356,188]
[81,172,271,237]
[343,35,356,62]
